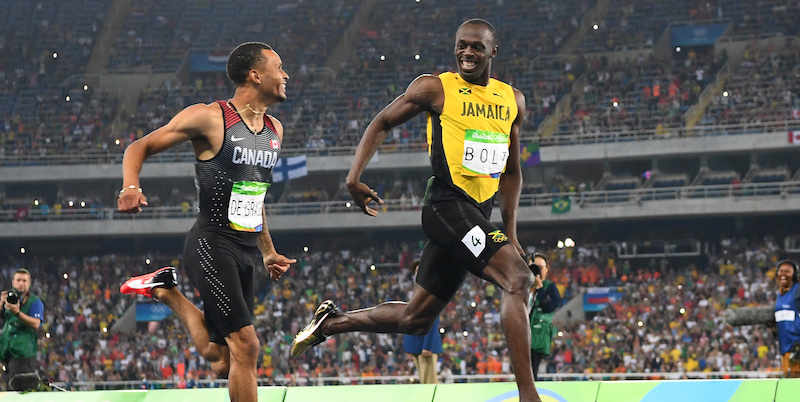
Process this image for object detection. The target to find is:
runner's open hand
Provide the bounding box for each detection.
[346,181,384,216]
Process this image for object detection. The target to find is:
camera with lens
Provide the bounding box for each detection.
[6,290,19,305]
[527,260,542,277]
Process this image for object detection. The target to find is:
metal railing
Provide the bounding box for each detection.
[2,121,798,167]
[3,180,799,223]
[50,370,781,391]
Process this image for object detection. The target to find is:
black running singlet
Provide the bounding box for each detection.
[194,101,281,246]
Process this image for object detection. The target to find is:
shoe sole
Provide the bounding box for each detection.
[291,301,337,357]
[120,267,177,296]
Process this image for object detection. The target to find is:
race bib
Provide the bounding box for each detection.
[228,181,269,232]
[461,129,509,177]
[775,309,796,322]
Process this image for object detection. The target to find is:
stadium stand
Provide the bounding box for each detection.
[6,234,788,388]
[5,0,800,392]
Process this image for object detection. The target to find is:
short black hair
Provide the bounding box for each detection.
[226,42,273,86]
[459,18,497,47]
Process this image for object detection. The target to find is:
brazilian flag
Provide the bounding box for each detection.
[551,196,571,214]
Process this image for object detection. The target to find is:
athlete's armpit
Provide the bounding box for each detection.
[267,115,284,141]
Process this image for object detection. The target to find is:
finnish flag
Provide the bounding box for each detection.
[272,155,308,183]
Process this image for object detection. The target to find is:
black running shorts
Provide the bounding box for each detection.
[417,199,510,301]
[183,224,258,344]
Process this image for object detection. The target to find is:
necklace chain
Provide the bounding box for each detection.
[226,99,265,115]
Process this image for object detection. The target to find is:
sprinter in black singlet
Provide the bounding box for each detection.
[291,20,541,402]
[117,42,294,402]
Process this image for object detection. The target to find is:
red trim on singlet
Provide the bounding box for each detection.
[217,100,243,129]
[263,114,276,132]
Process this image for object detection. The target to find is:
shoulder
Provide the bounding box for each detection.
[171,103,223,128]
[184,102,223,119]
[406,74,443,94]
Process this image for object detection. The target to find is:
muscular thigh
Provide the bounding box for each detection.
[417,200,510,299]
[183,228,257,344]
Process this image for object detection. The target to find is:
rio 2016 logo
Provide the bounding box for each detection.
[484,389,568,402]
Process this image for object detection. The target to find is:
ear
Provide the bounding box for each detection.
[489,45,498,59]
[249,69,261,84]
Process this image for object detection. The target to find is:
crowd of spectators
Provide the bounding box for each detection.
[702,40,800,126]
[556,49,724,138]
[0,0,122,160]
[0,233,791,389]
[2,1,800,161]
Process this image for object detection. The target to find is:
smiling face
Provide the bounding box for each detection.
[777,262,795,291]
[254,49,289,102]
[453,22,497,85]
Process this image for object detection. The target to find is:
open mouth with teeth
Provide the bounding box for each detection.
[460,59,478,71]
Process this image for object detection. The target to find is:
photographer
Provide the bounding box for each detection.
[0,269,43,390]
[527,253,560,380]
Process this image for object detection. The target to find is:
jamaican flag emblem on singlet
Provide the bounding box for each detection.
[459,87,472,95]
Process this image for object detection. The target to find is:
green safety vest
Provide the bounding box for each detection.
[0,293,40,360]
[529,280,556,355]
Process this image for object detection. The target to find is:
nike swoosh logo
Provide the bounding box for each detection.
[231,136,245,142]
[126,280,165,290]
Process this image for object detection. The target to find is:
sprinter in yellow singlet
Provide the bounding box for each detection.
[291,19,540,402]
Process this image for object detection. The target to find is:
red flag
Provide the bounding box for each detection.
[789,131,800,144]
